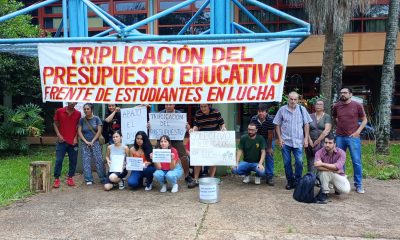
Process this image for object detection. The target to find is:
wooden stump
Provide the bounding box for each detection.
[30,161,51,192]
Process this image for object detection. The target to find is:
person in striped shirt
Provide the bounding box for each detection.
[191,104,226,187]
[273,92,312,190]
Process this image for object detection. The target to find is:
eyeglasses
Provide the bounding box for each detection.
[247,128,257,131]
[340,92,349,94]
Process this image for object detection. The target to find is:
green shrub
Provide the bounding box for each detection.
[0,103,44,154]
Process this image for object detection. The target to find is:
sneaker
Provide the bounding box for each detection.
[266,177,275,186]
[185,175,193,184]
[86,181,93,185]
[66,177,75,187]
[145,183,153,191]
[255,177,261,185]
[53,179,60,188]
[316,192,328,204]
[242,175,251,184]
[188,179,199,189]
[118,180,125,190]
[356,186,365,194]
[171,184,179,193]
[160,184,167,193]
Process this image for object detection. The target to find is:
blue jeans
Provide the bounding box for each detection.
[265,140,275,178]
[233,161,266,177]
[54,142,78,178]
[336,136,363,187]
[282,144,303,183]
[128,165,156,189]
[154,164,183,185]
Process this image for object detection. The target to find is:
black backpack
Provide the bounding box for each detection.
[293,172,320,203]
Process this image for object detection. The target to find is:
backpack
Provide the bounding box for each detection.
[293,172,320,203]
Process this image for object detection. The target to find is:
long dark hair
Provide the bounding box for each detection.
[156,135,171,149]
[133,131,152,160]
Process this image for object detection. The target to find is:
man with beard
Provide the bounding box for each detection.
[314,135,351,204]
[231,123,266,184]
[332,87,367,194]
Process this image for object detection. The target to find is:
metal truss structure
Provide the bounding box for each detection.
[0,0,310,57]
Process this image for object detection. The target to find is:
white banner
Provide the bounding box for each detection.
[126,157,143,171]
[121,106,147,145]
[190,131,236,166]
[149,113,186,140]
[152,149,172,163]
[38,41,289,104]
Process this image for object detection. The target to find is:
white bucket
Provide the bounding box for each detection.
[198,177,220,204]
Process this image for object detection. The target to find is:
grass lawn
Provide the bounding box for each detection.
[1,144,399,206]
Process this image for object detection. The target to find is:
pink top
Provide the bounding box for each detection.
[315,147,346,175]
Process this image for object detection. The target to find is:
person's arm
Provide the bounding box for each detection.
[154,162,162,170]
[258,149,266,171]
[314,160,338,172]
[78,124,90,145]
[303,123,310,148]
[54,120,64,143]
[169,148,178,170]
[266,130,273,155]
[351,115,367,138]
[219,123,226,131]
[314,123,332,146]
[232,149,243,171]
[275,125,284,148]
[106,146,111,166]
[91,122,103,144]
[105,108,119,123]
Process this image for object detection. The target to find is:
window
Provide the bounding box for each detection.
[115,2,146,12]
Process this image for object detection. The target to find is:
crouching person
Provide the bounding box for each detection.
[314,135,351,204]
[231,123,267,184]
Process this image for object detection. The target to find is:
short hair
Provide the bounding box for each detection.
[112,130,122,137]
[324,134,335,143]
[258,103,268,112]
[314,98,325,105]
[248,122,257,129]
[340,87,353,94]
[288,91,300,99]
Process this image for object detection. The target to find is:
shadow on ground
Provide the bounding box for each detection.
[0,175,399,240]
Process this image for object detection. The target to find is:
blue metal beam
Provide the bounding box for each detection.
[232,0,270,33]
[81,0,121,33]
[178,0,210,35]
[0,0,59,23]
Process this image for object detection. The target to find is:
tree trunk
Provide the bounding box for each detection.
[320,22,335,115]
[332,31,344,105]
[375,0,400,155]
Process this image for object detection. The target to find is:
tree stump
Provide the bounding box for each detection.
[30,161,51,192]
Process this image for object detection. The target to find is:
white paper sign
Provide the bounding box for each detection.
[152,149,172,163]
[109,155,125,172]
[126,157,143,171]
[199,185,218,200]
[121,106,147,145]
[190,131,236,166]
[149,113,187,140]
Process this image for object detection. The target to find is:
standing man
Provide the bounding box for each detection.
[332,87,367,194]
[157,104,195,188]
[273,92,312,190]
[53,102,81,188]
[191,104,226,187]
[231,123,266,184]
[314,135,351,204]
[250,103,275,186]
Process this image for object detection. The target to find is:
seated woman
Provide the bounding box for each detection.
[104,131,129,191]
[152,135,183,193]
[127,131,155,190]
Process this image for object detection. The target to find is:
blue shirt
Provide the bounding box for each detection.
[273,105,312,148]
[79,116,103,141]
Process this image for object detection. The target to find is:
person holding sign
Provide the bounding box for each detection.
[104,131,129,191]
[78,103,107,185]
[152,135,183,193]
[127,131,155,190]
[231,123,267,184]
[149,104,194,188]
[191,104,226,187]
[102,104,121,144]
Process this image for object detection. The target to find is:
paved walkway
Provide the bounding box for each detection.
[0,175,399,239]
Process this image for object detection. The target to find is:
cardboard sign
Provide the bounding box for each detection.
[149,113,187,140]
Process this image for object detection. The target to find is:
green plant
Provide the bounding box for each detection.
[0,103,44,154]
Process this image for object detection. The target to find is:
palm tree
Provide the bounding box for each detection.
[290,0,371,113]
[375,0,399,155]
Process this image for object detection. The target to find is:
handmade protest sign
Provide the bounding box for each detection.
[149,113,186,140]
[126,157,143,171]
[109,155,125,172]
[38,41,289,104]
[190,131,236,166]
[121,106,147,145]
[152,149,172,163]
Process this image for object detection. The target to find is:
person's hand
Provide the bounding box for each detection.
[115,107,120,112]
[350,131,360,138]
[171,152,176,160]
[220,126,227,131]
[144,162,150,168]
[57,134,65,143]
[107,160,111,167]
[304,138,309,148]
[150,153,153,159]
[279,139,285,148]
[314,160,323,167]
[257,163,265,172]
[309,140,314,148]
[230,166,237,172]
[266,148,273,156]
[186,123,191,131]
[73,137,78,145]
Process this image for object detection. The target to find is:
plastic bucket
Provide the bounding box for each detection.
[198,177,220,204]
